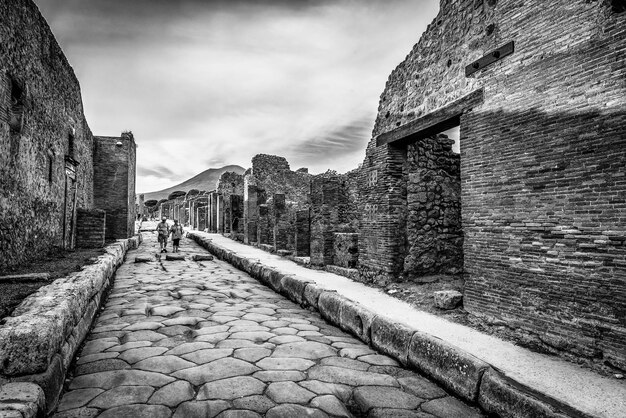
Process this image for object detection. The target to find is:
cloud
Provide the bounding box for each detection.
[137,165,177,179]
[35,0,440,192]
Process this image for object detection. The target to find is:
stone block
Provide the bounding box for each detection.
[165,254,185,261]
[478,368,572,418]
[134,256,152,263]
[302,284,325,309]
[407,330,489,402]
[370,317,414,365]
[0,383,45,418]
[281,276,312,306]
[191,254,214,262]
[339,301,377,344]
[265,269,285,294]
[433,290,462,310]
[277,250,293,257]
[318,292,348,325]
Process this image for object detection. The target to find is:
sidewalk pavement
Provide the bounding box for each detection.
[189,232,626,418]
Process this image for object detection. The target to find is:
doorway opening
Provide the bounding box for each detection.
[403,119,463,281]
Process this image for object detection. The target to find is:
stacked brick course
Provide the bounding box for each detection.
[93,133,137,240]
[75,209,105,248]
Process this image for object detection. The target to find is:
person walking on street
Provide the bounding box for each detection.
[157,216,170,253]
[170,219,184,253]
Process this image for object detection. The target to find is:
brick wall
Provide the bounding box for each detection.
[310,175,357,266]
[363,0,626,368]
[0,0,95,270]
[75,209,105,248]
[93,133,136,240]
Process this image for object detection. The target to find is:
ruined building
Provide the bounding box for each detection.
[0,0,137,271]
[165,0,626,370]
[361,0,626,370]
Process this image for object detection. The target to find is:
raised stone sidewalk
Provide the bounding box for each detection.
[189,232,626,418]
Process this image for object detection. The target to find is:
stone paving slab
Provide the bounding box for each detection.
[52,232,483,417]
[191,232,626,418]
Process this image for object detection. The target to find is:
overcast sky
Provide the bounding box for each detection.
[35,0,439,193]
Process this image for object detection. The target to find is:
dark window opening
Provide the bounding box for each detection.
[9,77,24,134]
[612,0,626,13]
[68,129,75,157]
[48,154,54,183]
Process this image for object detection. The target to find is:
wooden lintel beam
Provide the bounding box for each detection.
[375,88,484,147]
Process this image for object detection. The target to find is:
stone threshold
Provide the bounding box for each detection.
[188,231,626,418]
[0,234,142,417]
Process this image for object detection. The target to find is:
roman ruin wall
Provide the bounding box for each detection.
[93,133,137,240]
[0,0,95,270]
[363,0,626,368]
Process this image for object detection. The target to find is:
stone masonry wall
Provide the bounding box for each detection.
[243,154,312,251]
[310,174,358,266]
[0,0,95,270]
[217,171,244,234]
[405,134,463,279]
[93,133,136,240]
[363,0,626,368]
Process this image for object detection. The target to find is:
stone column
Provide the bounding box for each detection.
[295,209,310,256]
[230,194,244,236]
[217,194,224,234]
[244,185,258,244]
[273,193,289,251]
[310,177,342,266]
[257,204,271,245]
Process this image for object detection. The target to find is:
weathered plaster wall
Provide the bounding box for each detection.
[363,0,626,368]
[0,0,94,270]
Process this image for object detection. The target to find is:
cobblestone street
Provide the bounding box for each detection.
[53,233,483,418]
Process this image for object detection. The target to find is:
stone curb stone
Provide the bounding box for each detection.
[135,256,153,263]
[407,330,489,403]
[264,268,285,293]
[281,276,313,306]
[187,231,593,418]
[165,254,185,261]
[370,317,414,365]
[0,382,45,418]
[302,284,326,309]
[318,292,349,326]
[338,300,378,344]
[478,369,575,418]
[191,254,214,262]
[0,235,138,414]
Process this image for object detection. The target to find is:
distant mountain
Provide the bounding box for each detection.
[141,165,246,202]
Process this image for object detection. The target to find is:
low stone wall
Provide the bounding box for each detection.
[332,233,358,268]
[188,231,590,418]
[0,234,141,416]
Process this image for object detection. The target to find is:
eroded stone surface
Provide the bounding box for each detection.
[57,232,480,417]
